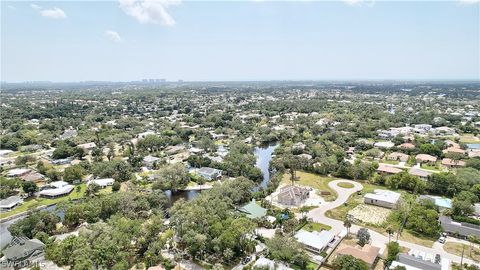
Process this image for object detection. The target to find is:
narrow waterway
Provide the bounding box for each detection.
[1,144,279,248]
[254,143,278,190]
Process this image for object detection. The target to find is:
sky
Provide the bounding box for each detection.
[1,0,479,82]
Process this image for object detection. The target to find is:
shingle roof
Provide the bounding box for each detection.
[337,244,380,265]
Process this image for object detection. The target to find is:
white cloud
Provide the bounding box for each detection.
[105,30,123,43]
[342,0,375,7]
[119,0,181,26]
[459,0,480,4]
[30,3,41,9]
[40,7,67,19]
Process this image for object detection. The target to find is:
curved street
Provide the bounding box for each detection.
[306,179,477,265]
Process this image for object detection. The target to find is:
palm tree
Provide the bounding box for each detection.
[468,235,479,257]
[386,226,395,243]
[344,219,352,237]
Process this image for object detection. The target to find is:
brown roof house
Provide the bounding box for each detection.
[415,154,437,164]
[442,147,466,156]
[276,185,310,206]
[399,143,415,149]
[337,244,380,268]
[387,152,409,162]
[441,158,466,168]
[376,164,403,175]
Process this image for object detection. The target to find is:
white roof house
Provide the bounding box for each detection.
[253,257,293,270]
[373,141,395,149]
[0,196,23,210]
[294,229,335,254]
[87,178,114,188]
[364,189,401,209]
[7,168,31,177]
[39,181,74,198]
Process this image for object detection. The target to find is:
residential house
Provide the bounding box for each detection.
[431,127,455,136]
[441,158,466,168]
[387,152,409,162]
[88,178,114,188]
[376,164,403,175]
[398,143,415,150]
[276,185,310,206]
[196,167,222,181]
[336,244,380,268]
[38,181,74,198]
[0,196,23,211]
[439,216,480,238]
[144,155,161,168]
[7,168,31,178]
[413,124,432,133]
[442,147,466,156]
[77,142,96,150]
[415,154,437,164]
[59,127,78,140]
[20,172,45,183]
[165,145,186,155]
[238,200,267,219]
[364,189,401,209]
[294,229,335,254]
[408,167,433,181]
[374,141,395,149]
[390,251,449,270]
[1,237,45,266]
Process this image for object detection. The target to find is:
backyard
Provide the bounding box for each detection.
[281,171,337,201]
[444,242,480,262]
[301,221,332,232]
[0,183,87,219]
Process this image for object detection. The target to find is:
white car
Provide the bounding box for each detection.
[438,236,446,244]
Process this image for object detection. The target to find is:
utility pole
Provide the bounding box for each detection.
[460,244,465,269]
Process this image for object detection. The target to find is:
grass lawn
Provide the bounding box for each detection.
[0,184,87,219]
[325,182,383,221]
[302,221,332,232]
[459,135,480,144]
[291,261,319,270]
[337,182,354,189]
[444,242,480,262]
[381,159,399,165]
[397,230,436,248]
[420,163,440,171]
[97,186,113,195]
[281,171,337,201]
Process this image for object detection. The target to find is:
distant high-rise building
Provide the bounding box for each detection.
[142,79,148,83]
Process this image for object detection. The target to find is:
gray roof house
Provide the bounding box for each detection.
[1,236,45,266]
[0,196,23,211]
[439,215,480,238]
[196,167,222,181]
[390,251,449,270]
[276,185,310,206]
[364,189,401,209]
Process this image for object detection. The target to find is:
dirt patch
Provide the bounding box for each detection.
[348,204,391,226]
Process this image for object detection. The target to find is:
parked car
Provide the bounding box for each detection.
[438,236,446,244]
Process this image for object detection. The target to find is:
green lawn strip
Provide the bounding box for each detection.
[337,182,354,189]
[302,221,332,232]
[0,184,87,219]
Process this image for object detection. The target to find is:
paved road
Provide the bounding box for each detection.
[306,179,478,266]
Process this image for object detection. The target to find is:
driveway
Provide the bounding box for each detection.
[305,179,478,265]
